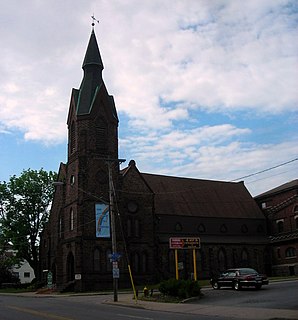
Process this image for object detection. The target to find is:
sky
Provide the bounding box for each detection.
[0,0,297,196]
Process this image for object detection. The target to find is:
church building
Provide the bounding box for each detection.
[40,28,269,292]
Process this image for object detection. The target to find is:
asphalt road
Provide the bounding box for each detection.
[198,279,298,310]
[0,280,297,320]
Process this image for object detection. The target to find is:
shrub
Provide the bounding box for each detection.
[159,278,201,299]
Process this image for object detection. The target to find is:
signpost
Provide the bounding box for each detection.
[169,237,201,281]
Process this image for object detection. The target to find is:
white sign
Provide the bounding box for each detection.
[75,274,82,280]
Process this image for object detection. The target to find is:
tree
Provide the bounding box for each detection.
[0,169,57,279]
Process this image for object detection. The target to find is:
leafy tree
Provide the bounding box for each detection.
[0,252,20,285]
[0,169,57,278]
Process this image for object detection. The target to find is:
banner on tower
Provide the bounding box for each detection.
[95,203,110,238]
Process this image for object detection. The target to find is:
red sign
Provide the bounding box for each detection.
[169,237,201,249]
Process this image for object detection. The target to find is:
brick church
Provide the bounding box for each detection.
[40,28,269,292]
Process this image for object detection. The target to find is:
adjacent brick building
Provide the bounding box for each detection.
[255,180,298,276]
[40,28,270,292]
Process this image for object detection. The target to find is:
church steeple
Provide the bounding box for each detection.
[82,29,104,70]
[77,29,104,115]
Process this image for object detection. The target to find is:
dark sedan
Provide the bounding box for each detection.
[210,268,269,290]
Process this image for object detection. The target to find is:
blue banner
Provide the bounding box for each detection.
[95,203,110,238]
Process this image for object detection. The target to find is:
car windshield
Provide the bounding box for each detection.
[238,268,258,275]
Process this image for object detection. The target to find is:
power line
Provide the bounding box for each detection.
[230,157,298,182]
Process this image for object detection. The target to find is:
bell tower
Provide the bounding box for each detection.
[61,25,120,291]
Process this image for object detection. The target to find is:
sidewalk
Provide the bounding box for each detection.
[103,292,298,320]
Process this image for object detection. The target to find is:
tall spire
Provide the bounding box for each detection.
[82,29,104,70]
[77,28,104,115]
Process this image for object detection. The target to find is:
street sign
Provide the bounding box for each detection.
[47,271,53,289]
[108,252,122,262]
[113,267,120,279]
[169,237,201,249]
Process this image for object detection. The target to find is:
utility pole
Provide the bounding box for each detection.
[106,158,125,302]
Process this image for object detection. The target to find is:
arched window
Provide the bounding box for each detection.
[58,214,64,238]
[168,250,175,273]
[94,248,101,272]
[131,252,140,273]
[241,224,248,233]
[175,222,182,231]
[276,220,284,233]
[70,208,74,231]
[196,250,203,273]
[96,118,107,151]
[197,223,206,233]
[285,247,296,258]
[220,224,227,233]
[141,252,147,273]
[241,248,249,266]
[218,248,227,272]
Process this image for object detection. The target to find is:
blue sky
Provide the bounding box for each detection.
[0,0,297,196]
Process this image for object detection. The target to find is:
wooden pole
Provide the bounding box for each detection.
[193,249,197,281]
[175,249,179,280]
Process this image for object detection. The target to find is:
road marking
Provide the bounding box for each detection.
[116,314,153,320]
[8,305,74,320]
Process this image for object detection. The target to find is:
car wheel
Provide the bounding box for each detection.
[233,281,241,290]
[255,284,262,290]
[212,281,220,290]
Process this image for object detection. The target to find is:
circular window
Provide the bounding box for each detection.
[127,201,138,213]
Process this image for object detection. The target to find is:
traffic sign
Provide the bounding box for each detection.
[169,237,200,249]
[113,267,120,279]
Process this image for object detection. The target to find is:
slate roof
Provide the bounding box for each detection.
[141,173,264,219]
[77,30,104,115]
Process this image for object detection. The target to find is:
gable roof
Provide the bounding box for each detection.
[141,173,264,219]
[255,179,298,199]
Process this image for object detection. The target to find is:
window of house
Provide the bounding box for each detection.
[261,202,266,209]
[277,248,281,259]
[276,220,284,233]
[24,272,30,278]
[285,247,296,258]
[70,209,74,231]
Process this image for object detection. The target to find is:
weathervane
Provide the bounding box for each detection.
[91,15,99,27]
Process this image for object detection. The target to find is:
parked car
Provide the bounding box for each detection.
[210,268,269,290]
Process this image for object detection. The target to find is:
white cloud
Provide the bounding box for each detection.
[0,0,297,194]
